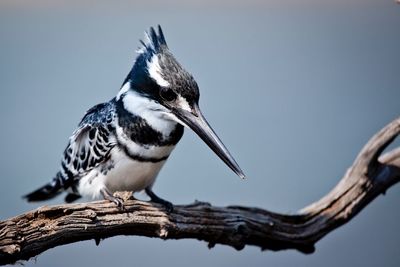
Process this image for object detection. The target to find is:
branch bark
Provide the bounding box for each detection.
[1,117,400,265]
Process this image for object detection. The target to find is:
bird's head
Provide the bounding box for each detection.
[120,25,245,179]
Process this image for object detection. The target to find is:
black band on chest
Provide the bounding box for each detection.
[118,141,169,163]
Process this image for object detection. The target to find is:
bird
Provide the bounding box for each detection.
[24,25,245,211]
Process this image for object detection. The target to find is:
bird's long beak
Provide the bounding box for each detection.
[172,104,246,179]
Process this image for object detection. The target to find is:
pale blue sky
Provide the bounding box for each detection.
[0,1,399,266]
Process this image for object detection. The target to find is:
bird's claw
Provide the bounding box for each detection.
[101,188,126,210]
[145,188,173,212]
[160,200,174,213]
[112,196,126,210]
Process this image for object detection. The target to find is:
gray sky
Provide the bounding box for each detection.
[0,1,399,266]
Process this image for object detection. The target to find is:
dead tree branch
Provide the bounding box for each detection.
[1,117,400,265]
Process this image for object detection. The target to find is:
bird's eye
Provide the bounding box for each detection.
[159,88,177,102]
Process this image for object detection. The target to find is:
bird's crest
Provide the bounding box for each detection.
[137,25,168,55]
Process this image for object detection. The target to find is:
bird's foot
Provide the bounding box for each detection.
[145,188,174,212]
[154,198,174,213]
[100,188,125,210]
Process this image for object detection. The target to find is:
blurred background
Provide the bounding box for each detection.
[0,0,399,266]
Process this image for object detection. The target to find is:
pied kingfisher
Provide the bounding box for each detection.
[24,25,245,211]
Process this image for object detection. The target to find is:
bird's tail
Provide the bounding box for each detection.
[23,174,64,202]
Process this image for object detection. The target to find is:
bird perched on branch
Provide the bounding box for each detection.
[24,25,245,211]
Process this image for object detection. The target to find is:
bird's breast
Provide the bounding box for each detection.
[103,143,175,193]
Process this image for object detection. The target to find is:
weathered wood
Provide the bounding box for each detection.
[1,117,400,265]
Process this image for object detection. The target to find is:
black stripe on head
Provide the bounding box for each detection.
[124,26,170,99]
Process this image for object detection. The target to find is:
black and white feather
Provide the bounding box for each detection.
[60,102,117,185]
[25,101,118,202]
[137,25,168,55]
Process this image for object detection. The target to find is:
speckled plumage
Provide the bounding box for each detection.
[59,100,118,196]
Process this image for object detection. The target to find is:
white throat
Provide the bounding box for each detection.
[119,87,177,137]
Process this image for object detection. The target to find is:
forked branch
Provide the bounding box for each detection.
[1,117,400,265]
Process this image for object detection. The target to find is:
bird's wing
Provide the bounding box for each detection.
[59,101,117,186]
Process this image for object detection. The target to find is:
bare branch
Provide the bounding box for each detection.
[1,117,400,265]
